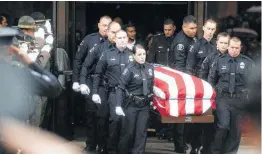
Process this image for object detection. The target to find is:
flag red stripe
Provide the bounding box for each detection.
[156,67,186,116]
[191,76,203,114]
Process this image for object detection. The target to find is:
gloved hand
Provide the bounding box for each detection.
[80,84,90,95]
[92,94,101,104]
[72,82,80,92]
[41,44,52,53]
[115,106,125,116]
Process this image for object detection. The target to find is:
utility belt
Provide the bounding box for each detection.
[216,87,250,100]
[124,90,153,108]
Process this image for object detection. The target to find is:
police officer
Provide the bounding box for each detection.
[79,21,121,154]
[72,15,112,92]
[168,15,198,154]
[0,27,61,124]
[196,32,230,154]
[185,19,217,154]
[199,32,230,80]
[12,16,36,61]
[147,18,176,66]
[169,15,197,71]
[116,44,154,154]
[147,18,176,141]
[209,37,256,154]
[186,19,217,76]
[0,27,62,154]
[92,30,134,154]
[71,15,111,152]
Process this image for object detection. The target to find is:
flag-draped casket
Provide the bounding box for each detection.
[153,65,216,117]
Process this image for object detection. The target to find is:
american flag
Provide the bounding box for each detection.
[153,66,216,117]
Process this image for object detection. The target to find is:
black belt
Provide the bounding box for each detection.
[220,92,242,98]
[130,96,150,107]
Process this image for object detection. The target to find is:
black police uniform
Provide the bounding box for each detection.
[147,33,175,66]
[185,37,217,154]
[186,37,217,76]
[199,50,227,81]
[72,32,105,151]
[0,27,62,154]
[194,49,227,154]
[147,33,175,140]
[208,53,255,154]
[117,62,154,154]
[80,40,115,153]
[169,30,197,71]
[168,30,197,153]
[92,47,133,154]
[72,32,106,83]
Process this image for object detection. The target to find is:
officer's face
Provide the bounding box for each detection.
[163,24,175,37]
[228,40,242,57]
[0,16,8,27]
[183,23,197,38]
[134,48,146,64]
[216,36,229,53]
[203,22,216,40]
[98,18,112,37]
[108,24,121,43]
[115,31,128,50]
[126,26,136,40]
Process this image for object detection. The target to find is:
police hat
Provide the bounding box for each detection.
[0,27,19,46]
[17,16,36,29]
[30,12,46,23]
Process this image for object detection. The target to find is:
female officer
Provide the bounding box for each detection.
[115,44,154,154]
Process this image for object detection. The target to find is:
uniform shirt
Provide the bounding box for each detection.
[0,60,62,121]
[199,50,226,81]
[186,37,217,76]
[208,53,255,94]
[169,30,197,72]
[92,47,133,94]
[116,62,154,106]
[79,40,114,84]
[147,33,175,66]
[72,32,106,82]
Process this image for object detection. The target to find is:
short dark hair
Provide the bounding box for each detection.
[0,13,7,24]
[132,44,145,54]
[183,15,197,24]
[164,18,175,25]
[126,22,136,29]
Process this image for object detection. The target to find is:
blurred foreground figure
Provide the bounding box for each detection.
[0,27,82,154]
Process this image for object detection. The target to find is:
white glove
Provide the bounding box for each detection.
[27,52,39,61]
[92,94,101,104]
[41,44,52,53]
[45,20,53,34]
[115,106,125,116]
[34,27,45,39]
[45,35,54,45]
[80,84,90,95]
[19,43,29,54]
[72,82,80,92]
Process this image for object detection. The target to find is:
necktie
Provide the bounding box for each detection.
[140,65,148,96]
[120,52,125,73]
[229,58,236,94]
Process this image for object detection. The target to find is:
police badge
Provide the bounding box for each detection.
[148,69,153,76]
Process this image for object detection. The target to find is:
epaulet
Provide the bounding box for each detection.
[126,61,136,69]
[240,54,253,61]
[88,32,98,36]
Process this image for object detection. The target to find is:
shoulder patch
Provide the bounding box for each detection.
[129,55,134,62]
[122,68,129,75]
[176,44,184,51]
